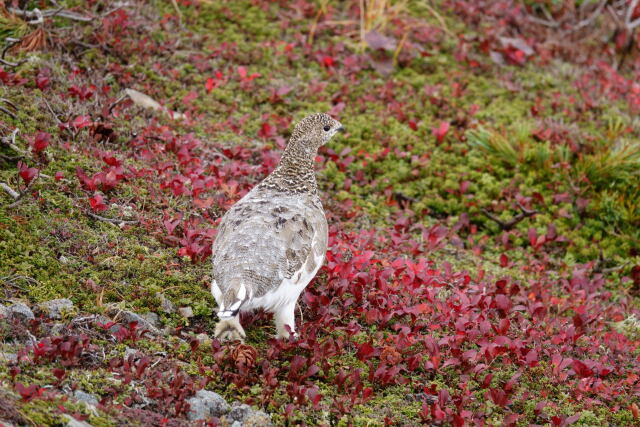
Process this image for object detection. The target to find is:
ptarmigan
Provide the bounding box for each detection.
[211,113,344,341]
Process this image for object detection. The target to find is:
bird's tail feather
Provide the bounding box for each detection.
[217,279,249,319]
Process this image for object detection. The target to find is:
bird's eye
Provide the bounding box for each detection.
[323,125,331,132]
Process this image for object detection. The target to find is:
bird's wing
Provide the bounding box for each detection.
[212,190,326,313]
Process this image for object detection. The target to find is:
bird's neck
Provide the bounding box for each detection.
[260,139,318,194]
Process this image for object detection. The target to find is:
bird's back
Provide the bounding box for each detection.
[211,184,328,304]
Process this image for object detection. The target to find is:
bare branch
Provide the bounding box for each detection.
[482,203,539,231]
[108,93,129,115]
[1,38,20,60]
[1,129,25,156]
[6,173,38,208]
[625,0,639,27]
[564,0,607,34]
[9,7,93,23]
[0,182,19,199]
[526,14,560,28]
[42,98,63,124]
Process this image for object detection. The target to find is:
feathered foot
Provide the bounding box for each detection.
[274,302,298,340]
[214,316,246,342]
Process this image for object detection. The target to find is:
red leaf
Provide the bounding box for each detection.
[52,368,66,380]
[32,131,50,152]
[35,69,50,90]
[322,56,335,68]
[76,167,96,191]
[572,359,593,378]
[193,197,214,209]
[564,414,581,426]
[405,303,430,316]
[205,77,217,93]
[102,155,121,167]
[72,115,92,129]
[432,121,450,143]
[18,161,38,184]
[495,294,512,312]
[499,253,509,267]
[89,193,108,212]
[356,342,375,361]
[408,119,418,131]
[182,91,198,106]
[15,383,42,402]
[488,388,509,407]
[630,403,639,419]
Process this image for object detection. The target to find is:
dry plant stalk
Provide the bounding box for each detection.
[359,0,408,48]
[12,26,47,53]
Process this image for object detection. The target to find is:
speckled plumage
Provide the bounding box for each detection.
[211,113,344,340]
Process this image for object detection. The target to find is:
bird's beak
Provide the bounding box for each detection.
[337,125,345,133]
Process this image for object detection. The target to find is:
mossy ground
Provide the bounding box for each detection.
[1,0,639,425]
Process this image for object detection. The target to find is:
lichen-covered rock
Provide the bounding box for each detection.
[50,323,67,335]
[178,306,194,318]
[186,390,230,421]
[7,302,34,321]
[141,312,160,328]
[105,305,160,335]
[243,411,273,427]
[156,293,176,314]
[39,298,74,319]
[74,390,99,406]
[222,402,272,426]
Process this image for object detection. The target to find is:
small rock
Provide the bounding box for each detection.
[186,390,230,421]
[223,402,272,426]
[74,390,99,406]
[243,411,273,427]
[63,414,94,427]
[178,306,194,318]
[0,305,8,318]
[105,306,160,335]
[40,298,74,320]
[226,403,252,422]
[157,293,176,314]
[59,255,70,264]
[141,312,160,328]
[7,303,34,321]
[50,323,67,336]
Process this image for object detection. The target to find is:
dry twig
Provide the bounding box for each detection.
[9,7,92,23]
[482,202,539,231]
[42,98,63,124]
[0,99,18,119]
[2,173,38,208]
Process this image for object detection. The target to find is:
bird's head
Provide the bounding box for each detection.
[289,113,344,152]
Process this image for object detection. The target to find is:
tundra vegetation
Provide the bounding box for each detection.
[0,0,639,425]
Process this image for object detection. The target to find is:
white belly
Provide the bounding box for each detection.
[243,251,324,313]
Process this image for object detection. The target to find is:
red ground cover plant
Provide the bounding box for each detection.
[0,0,639,425]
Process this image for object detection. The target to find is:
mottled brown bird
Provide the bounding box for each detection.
[211,113,344,341]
